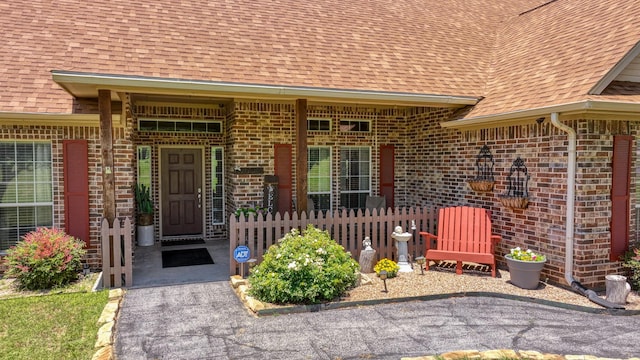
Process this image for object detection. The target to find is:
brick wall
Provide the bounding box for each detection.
[405,112,639,288]
[0,120,133,271]
[227,102,412,213]
[227,102,296,215]
[2,101,637,289]
[131,103,227,240]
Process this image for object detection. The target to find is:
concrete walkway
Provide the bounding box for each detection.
[130,240,230,287]
[114,281,640,359]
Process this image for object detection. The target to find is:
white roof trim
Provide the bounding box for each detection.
[589,41,640,95]
[51,70,479,107]
[0,111,120,122]
[441,100,640,129]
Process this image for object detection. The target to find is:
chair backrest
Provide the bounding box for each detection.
[437,206,493,254]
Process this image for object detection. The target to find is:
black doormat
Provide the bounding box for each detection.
[161,248,214,268]
[161,239,205,247]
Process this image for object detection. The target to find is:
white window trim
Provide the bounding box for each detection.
[339,146,372,209]
[138,118,223,133]
[339,119,371,132]
[211,146,225,225]
[0,140,53,252]
[308,146,333,211]
[307,117,332,132]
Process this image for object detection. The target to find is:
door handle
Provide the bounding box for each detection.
[197,188,202,208]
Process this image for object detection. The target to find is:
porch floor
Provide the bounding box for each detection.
[130,239,230,288]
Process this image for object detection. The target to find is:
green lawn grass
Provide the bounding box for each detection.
[0,288,109,360]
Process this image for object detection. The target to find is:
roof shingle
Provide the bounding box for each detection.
[3,0,639,117]
[0,0,543,113]
[464,0,640,118]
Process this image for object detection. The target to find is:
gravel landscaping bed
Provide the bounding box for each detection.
[345,264,640,311]
[238,263,640,313]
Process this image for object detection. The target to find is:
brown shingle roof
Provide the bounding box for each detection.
[463,0,640,119]
[3,0,639,117]
[0,0,542,113]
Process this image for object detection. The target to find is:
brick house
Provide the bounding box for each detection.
[1,0,640,288]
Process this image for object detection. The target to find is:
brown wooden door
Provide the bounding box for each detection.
[380,145,395,208]
[161,148,203,236]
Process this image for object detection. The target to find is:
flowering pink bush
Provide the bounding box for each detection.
[5,228,86,290]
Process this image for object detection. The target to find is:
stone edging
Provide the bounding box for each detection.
[230,275,640,317]
[91,288,124,360]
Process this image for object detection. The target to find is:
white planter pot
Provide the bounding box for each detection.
[137,225,155,246]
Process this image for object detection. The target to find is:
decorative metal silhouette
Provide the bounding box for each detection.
[474,145,495,181]
[499,157,530,209]
[468,145,495,192]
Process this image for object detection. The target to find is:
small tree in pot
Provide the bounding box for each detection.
[133,183,155,246]
[134,184,154,225]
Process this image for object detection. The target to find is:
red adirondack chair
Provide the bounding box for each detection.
[419,206,501,277]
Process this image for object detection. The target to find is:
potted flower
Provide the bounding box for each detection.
[234,205,268,220]
[505,247,546,289]
[133,183,154,246]
[374,258,400,278]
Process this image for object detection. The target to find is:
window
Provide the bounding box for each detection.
[138,118,222,133]
[0,142,53,252]
[137,146,152,189]
[340,147,371,209]
[211,147,225,224]
[339,119,370,132]
[308,118,331,131]
[308,147,332,211]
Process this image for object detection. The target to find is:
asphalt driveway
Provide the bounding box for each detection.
[114,281,640,359]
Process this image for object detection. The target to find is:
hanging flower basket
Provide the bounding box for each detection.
[467,180,495,192]
[498,195,529,209]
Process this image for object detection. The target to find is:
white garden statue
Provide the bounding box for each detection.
[391,225,413,273]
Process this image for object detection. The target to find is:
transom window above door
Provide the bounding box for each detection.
[138,118,222,133]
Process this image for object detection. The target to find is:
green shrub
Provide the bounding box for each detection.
[622,246,640,290]
[5,228,86,291]
[248,225,359,304]
[373,258,400,278]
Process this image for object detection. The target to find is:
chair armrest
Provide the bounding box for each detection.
[419,232,438,250]
[490,235,501,252]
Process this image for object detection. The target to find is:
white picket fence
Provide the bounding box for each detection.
[229,206,438,275]
[100,218,133,288]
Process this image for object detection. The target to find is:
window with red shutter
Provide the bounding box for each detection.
[380,145,395,208]
[274,144,292,215]
[63,140,90,245]
[610,135,632,261]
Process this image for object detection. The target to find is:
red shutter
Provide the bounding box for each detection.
[610,135,632,261]
[380,145,395,208]
[63,140,90,245]
[274,144,293,215]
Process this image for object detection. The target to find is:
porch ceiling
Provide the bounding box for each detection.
[52,70,480,108]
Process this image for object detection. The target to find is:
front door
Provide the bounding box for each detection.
[161,148,203,237]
